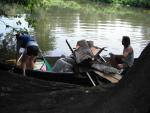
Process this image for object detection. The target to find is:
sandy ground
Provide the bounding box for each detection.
[0,43,150,113]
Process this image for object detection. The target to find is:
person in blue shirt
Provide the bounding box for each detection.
[16,33,39,76]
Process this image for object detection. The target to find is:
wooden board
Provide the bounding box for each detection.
[94,70,122,83]
[90,47,101,56]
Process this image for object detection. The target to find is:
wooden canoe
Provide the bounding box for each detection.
[0,56,126,87]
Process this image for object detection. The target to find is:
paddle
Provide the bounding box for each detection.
[66,40,76,58]
[38,48,52,72]
[9,50,25,74]
[65,39,96,86]
[16,52,24,65]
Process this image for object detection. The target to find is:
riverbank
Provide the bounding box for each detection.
[0,0,150,61]
[0,0,150,17]
[0,42,150,113]
[1,0,150,9]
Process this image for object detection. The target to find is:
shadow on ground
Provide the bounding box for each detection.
[0,43,150,113]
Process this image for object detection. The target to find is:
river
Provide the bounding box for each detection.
[0,7,150,59]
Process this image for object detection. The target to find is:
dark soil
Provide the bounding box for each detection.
[1,43,150,113]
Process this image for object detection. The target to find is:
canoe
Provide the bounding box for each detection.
[0,56,126,87]
[45,56,138,84]
[0,61,98,87]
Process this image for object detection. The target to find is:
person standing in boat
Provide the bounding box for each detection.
[109,36,134,72]
[16,33,39,76]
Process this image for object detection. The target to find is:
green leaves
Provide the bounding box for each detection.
[89,0,150,8]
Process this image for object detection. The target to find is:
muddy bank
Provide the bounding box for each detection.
[0,43,150,113]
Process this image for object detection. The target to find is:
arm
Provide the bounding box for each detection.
[123,47,133,58]
[109,53,123,59]
[16,41,21,62]
[110,47,133,59]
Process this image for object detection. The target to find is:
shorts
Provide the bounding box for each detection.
[27,46,39,56]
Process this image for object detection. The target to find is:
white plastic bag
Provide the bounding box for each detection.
[19,48,25,54]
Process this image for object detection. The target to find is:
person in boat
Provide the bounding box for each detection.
[109,36,134,73]
[16,33,39,76]
[51,40,94,73]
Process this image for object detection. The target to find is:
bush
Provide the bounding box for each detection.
[89,0,150,8]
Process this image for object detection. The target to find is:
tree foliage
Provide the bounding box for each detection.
[90,0,150,8]
[0,0,150,8]
[0,0,36,5]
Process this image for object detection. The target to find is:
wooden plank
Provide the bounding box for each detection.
[94,70,122,83]
[90,47,101,56]
[111,73,122,80]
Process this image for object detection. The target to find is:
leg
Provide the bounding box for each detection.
[118,64,124,69]
[108,56,123,69]
[26,46,38,70]
[27,55,36,69]
[21,55,27,76]
[107,56,118,68]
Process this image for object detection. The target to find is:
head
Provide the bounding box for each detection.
[122,36,130,48]
[15,33,21,40]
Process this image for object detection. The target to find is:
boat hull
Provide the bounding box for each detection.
[1,56,137,87]
[0,61,97,87]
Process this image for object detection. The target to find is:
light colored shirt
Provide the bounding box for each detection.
[123,45,134,67]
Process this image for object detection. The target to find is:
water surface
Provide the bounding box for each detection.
[0,7,150,58]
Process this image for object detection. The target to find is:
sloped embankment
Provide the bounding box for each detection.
[0,43,150,113]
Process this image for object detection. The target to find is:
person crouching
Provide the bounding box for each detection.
[16,33,39,76]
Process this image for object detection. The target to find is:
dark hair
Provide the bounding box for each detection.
[15,33,20,40]
[122,36,130,48]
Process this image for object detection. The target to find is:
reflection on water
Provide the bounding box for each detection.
[48,10,150,58]
[0,7,150,59]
